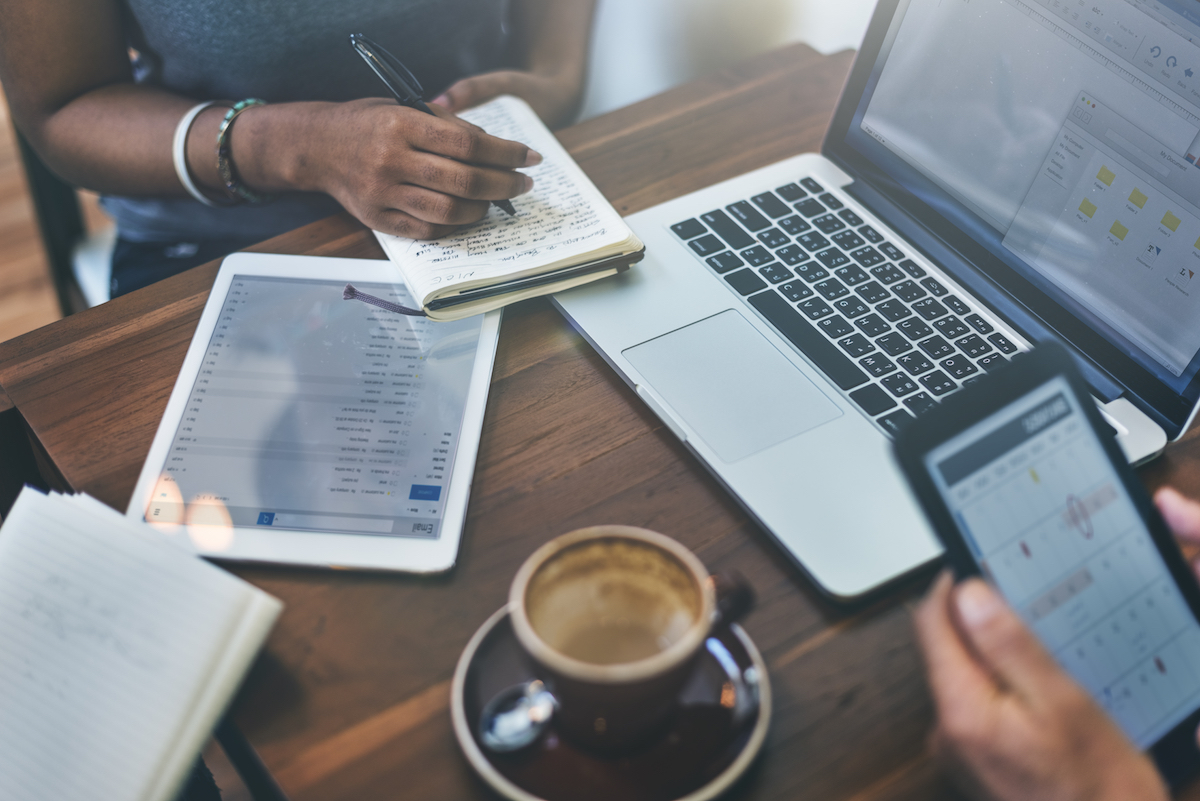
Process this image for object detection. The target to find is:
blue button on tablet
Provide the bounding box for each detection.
[257,512,275,525]
[409,485,442,501]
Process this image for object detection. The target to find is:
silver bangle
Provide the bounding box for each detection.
[172,101,222,207]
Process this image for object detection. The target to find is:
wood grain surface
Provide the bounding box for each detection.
[2,43,1199,800]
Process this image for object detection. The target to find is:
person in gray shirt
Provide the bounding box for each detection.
[0,0,596,296]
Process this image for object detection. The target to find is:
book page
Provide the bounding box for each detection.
[375,96,636,303]
[0,490,280,801]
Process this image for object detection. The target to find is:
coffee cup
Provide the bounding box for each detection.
[508,525,752,755]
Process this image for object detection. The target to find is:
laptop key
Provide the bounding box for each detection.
[898,259,925,278]
[816,249,851,270]
[776,183,807,202]
[898,318,934,340]
[977,353,1008,371]
[818,315,855,338]
[780,281,813,301]
[814,277,849,300]
[690,235,725,257]
[940,355,978,379]
[988,333,1018,354]
[920,277,948,297]
[727,201,771,231]
[748,292,868,390]
[759,264,792,284]
[795,262,829,283]
[918,335,954,359]
[779,215,812,236]
[851,246,886,267]
[798,297,834,319]
[813,214,846,234]
[672,219,707,239]
[831,230,865,250]
[881,373,919,397]
[944,295,971,316]
[819,193,845,210]
[797,231,831,252]
[838,334,876,357]
[834,297,870,319]
[855,313,891,338]
[849,384,896,415]
[879,242,905,262]
[877,332,912,355]
[956,334,992,358]
[777,245,808,265]
[801,177,825,193]
[836,264,870,286]
[706,252,743,274]
[752,192,792,218]
[965,313,994,334]
[870,263,906,284]
[892,280,927,303]
[859,353,896,377]
[855,281,890,304]
[933,316,969,340]
[897,352,934,375]
[839,209,864,226]
[758,228,791,249]
[794,198,827,217]
[859,225,885,243]
[741,246,774,266]
[701,210,755,249]
[878,408,915,434]
[919,370,958,396]
[724,269,768,296]
[904,392,939,416]
[876,299,912,322]
[912,298,948,321]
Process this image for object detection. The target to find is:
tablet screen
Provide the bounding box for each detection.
[143,276,482,541]
[926,376,1200,747]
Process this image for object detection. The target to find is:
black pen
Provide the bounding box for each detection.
[350,33,518,217]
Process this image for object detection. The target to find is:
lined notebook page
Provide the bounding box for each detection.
[0,490,281,801]
[375,95,636,302]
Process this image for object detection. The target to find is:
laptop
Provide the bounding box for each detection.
[554,0,1200,601]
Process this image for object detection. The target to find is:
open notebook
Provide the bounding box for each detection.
[375,95,645,321]
[0,488,282,801]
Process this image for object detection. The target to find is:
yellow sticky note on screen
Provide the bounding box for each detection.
[1194,235,1200,250]
[1163,211,1182,232]
[1098,166,1116,186]
[1079,198,1098,218]
[1110,221,1129,240]
[1129,188,1148,208]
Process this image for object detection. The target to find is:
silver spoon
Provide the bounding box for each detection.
[479,679,558,753]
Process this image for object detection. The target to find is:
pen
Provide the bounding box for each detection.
[350,33,518,217]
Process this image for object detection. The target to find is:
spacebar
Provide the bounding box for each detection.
[748,292,869,390]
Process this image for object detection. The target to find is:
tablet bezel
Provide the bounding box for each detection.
[126,252,500,574]
[893,343,1200,784]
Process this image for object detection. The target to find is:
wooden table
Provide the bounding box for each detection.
[5,43,1200,801]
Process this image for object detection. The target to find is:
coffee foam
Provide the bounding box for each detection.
[524,538,701,667]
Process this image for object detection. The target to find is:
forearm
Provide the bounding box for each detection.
[511,0,597,96]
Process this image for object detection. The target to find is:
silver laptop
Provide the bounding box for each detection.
[555,0,1200,601]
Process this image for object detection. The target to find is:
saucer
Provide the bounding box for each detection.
[451,607,771,801]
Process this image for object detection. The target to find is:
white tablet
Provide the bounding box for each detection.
[127,253,501,573]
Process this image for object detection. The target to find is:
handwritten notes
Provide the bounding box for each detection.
[375,96,637,306]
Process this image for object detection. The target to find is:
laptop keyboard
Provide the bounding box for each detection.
[670,176,1025,436]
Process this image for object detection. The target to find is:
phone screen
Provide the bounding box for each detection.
[926,376,1200,747]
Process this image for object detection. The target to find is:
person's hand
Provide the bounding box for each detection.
[914,572,1168,801]
[250,98,542,241]
[431,69,585,129]
[1156,487,1200,576]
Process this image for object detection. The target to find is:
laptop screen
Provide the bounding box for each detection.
[831,0,1200,430]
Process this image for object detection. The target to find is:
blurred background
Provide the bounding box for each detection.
[0,0,874,345]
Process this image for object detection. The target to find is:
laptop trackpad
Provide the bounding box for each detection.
[624,310,842,463]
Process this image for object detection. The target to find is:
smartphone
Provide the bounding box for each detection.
[893,342,1200,785]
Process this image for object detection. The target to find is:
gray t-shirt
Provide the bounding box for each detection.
[106,0,512,242]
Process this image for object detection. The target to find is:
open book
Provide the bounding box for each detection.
[374,95,645,321]
[0,488,282,801]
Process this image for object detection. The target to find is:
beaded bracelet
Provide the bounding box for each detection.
[216,99,274,204]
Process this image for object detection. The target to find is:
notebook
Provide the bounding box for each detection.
[374,95,645,320]
[0,488,282,801]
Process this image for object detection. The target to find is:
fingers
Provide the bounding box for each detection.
[368,207,460,241]
[951,578,1071,703]
[408,111,542,169]
[401,150,532,204]
[1155,487,1200,543]
[384,184,490,227]
[913,573,998,720]
[432,73,517,114]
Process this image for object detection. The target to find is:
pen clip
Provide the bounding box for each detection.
[349,33,425,106]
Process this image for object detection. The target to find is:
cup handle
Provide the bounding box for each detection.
[708,571,755,627]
